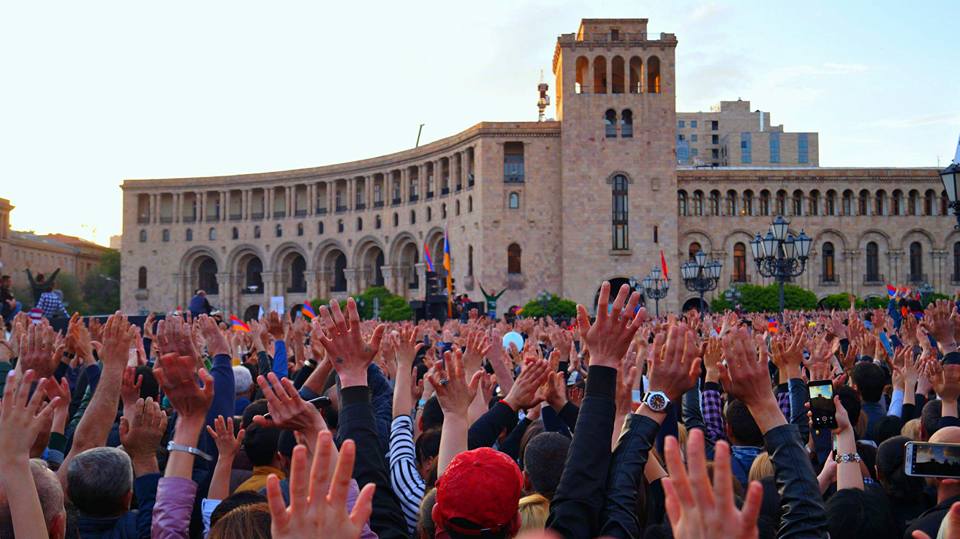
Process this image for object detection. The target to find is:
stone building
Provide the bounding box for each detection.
[119,18,952,317]
[0,198,112,292]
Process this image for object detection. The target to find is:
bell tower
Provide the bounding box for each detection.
[552,19,681,312]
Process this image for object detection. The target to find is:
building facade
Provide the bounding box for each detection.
[0,198,112,291]
[119,18,953,317]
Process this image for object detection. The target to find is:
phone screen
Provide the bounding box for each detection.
[808,381,837,430]
[906,442,960,478]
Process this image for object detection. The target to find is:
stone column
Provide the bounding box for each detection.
[414,262,428,296]
[844,250,860,296]
[380,265,400,295]
[304,270,318,300]
[307,184,315,216]
[261,271,277,298]
[343,267,360,295]
[887,250,903,284]
[216,272,232,313]
[316,270,332,300]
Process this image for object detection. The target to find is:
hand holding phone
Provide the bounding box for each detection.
[808,380,838,430]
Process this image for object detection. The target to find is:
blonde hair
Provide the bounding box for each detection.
[676,423,689,453]
[748,452,774,482]
[902,418,922,440]
[518,493,550,532]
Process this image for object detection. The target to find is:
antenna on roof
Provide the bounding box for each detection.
[415,124,425,148]
[537,71,550,122]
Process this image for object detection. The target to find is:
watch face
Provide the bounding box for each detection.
[648,392,667,411]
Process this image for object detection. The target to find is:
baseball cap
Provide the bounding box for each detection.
[432,447,523,536]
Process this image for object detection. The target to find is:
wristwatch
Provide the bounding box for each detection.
[834,452,862,464]
[641,390,670,413]
[166,441,213,462]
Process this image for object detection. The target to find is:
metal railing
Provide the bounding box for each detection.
[863,273,885,285]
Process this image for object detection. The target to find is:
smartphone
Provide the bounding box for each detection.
[879,332,894,359]
[127,348,139,367]
[808,380,838,430]
[905,441,960,478]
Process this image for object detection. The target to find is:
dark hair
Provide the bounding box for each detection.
[135,366,160,401]
[825,487,897,539]
[421,396,444,432]
[922,399,943,439]
[877,436,926,502]
[243,425,280,466]
[724,399,763,447]
[851,362,886,403]
[874,415,904,445]
[210,491,267,530]
[241,399,269,429]
[209,502,271,539]
[518,421,546,465]
[278,430,297,459]
[835,385,862,427]
[523,432,570,499]
[415,428,442,467]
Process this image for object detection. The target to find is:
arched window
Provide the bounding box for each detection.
[297,223,304,236]
[620,109,633,138]
[688,242,701,261]
[455,200,461,215]
[468,245,474,276]
[678,191,688,216]
[426,207,432,221]
[508,192,520,209]
[726,190,738,216]
[743,190,753,215]
[892,190,902,215]
[185,229,193,241]
[337,219,344,233]
[357,217,363,230]
[441,204,447,219]
[332,252,347,292]
[709,190,720,216]
[209,227,217,240]
[792,190,803,216]
[375,215,382,229]
[507,243,522,274]
[575,56,589,94]
[776,190,787,216]
[612,175,628,250]
[468,196,473,212]
[611,56,625,93]
[759,190,771,216]
[593,55,607,94]
[628,57,642,93]
[647,56,661,93]
[605,109,617,138]
[254,225,261,239]
[943,191,950,216]
[733,243,747,282]
[876,190,886,216]
[925,190,936,216]
[954,242,960,282]
[866,242,879,282]
[198,258,219,295]
[162,229,170,242]
[275,224,282,238]
[409,210,416,224]
[859,190,869,216]
[842,190,853,216]
[288,255,306,293]
[139,230,147,243]
[809,190,820,216]
[392,213,398,227]
[908,190,919,216]
[822,242,836,282]
[692,191,704,216]
[245,257,264,293]
[825,190,836,216]
[137,267,148,289]
[232,227,239,240]
[318,222,325,234]
[910,242,923,282]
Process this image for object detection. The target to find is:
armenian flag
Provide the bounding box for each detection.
[301,303,316,320]
[767,318,779,333]
[660,250,670,280]
[886,284,897,297]
[424,242,435,272]
[230,315,250,332]
[444,227,453,317]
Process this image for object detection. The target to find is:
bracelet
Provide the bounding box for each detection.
[166,441,213,462]
[834,452,862,464]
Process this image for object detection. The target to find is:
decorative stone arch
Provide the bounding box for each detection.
[680,230,713,260]
[180,246,221,299]
[424,227,446,270]
[604,170,634,185]
[271,242,309,295]
[228,244,267,298]
[315,239,349,297]
[388,233,419,266]
[813,228,849,251]
[388,232,420,297]
[859,229,890,285]
[591,276,642,314]
[352,235,386,290]
[898,228,937,251]
[270,242,309,272]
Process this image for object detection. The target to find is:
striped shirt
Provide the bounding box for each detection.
[389,415,426,533]
[37,291,68,319]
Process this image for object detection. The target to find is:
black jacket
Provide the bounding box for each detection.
[337,385,407,539]
[547,365,617,539]
[599,413,661,539]
[467,401,518,449]
[764,423,829,538]
[905,494,960,539]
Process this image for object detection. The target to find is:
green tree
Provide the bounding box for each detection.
[81,250,121,315]
[733,284,818,313]
[56,274,87,314]
[520,294,577,319]
[309,286,414,321]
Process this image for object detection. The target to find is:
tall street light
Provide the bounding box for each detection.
[641,266,669,318]
[750,215,812,319]
[940,159,960,229]
[681,251,722,317]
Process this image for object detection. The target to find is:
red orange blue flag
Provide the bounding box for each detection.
[230,315,250,332]
[301,303,316,320]
[886,284,897,297]
[424,242,435,272]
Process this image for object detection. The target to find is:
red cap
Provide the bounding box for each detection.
[432,447,523,536]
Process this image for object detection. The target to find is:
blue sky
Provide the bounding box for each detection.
[1,0,958,244]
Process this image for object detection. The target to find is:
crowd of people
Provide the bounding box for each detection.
[2,281,960,538]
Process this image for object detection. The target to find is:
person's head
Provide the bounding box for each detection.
[417,488,437,539]
[517,493,550,533]
[723,399,763,447]
[241,399,269,429]
[927,426,960,502]
[851,362,886,403]
[196,289,206,297]
[874,415,904,445]
[233,365,254,399]
[0,460,66,539]
[208,502,271,539]
[419,396,444,433]
[209,491,268,530]
[36,273,46,283]
[0,275,10,288]
[825,486,898,539]
[522,432,570,500]
[243,424,282,467]
[415,428,442,487]
[748,451,774,482]
[901,418,922,440]
[876,436,926,501]
[66,447,133,517]
[518,420,545,465]
[432,447,523,539]
[921,399,943,440]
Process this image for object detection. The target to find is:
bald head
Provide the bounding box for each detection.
[929,426,960,444]
[0,459,66,539]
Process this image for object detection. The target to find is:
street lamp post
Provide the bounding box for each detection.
[939,159,960,229]
[750,215,812,319]
[680,251,722,318]
[724,286,742,312]
[641,267,669,318]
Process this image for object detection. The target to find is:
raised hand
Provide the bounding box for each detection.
[119,397,168,469]
[17,323,60,379]
[502,356,551,412]
[462,330,491,374]
[266,432,375,539]
[0,370,58,466]
[575,281,647,369]
[922,300,959,353]
[720,328,784,433]
[646,324,701,403]
[153,355,215,421]
[703,337,722,383]
[120,366,143,411]
[66,313,94,365]
[99,312,137,370]
[662,430,763,539]
[771,330,804,381]
[316,298,386,388]
[253,372,327,436]
[426,348,483,417]
[396,325,423,368]
[157,314,200,367]
[198,314,230,357]
[206,415,245,460]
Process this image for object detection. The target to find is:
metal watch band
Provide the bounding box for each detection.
[166,441,213,462]
[834,452,862,464]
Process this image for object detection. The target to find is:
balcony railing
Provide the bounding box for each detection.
[441,187,450,196]
[819,275,839,285]
[241,285,264,295]
[159,216,173,224]
[426,191,434,199]
[374,200,384,208]
[251,212,264,221]
[183,216,196,223]
[229,214,243,221]
[295,209,307,217]
[409,195,419,202]
[504,174,525,184]
[335,206,347,213]
[863,273,885,285]
[137,216,150,224]
[908,273,928,284]
[392,198,401,206]
[316,207,328,215]
[356,203,366,210]
[730,275,751,284]
[273,211,286,219]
